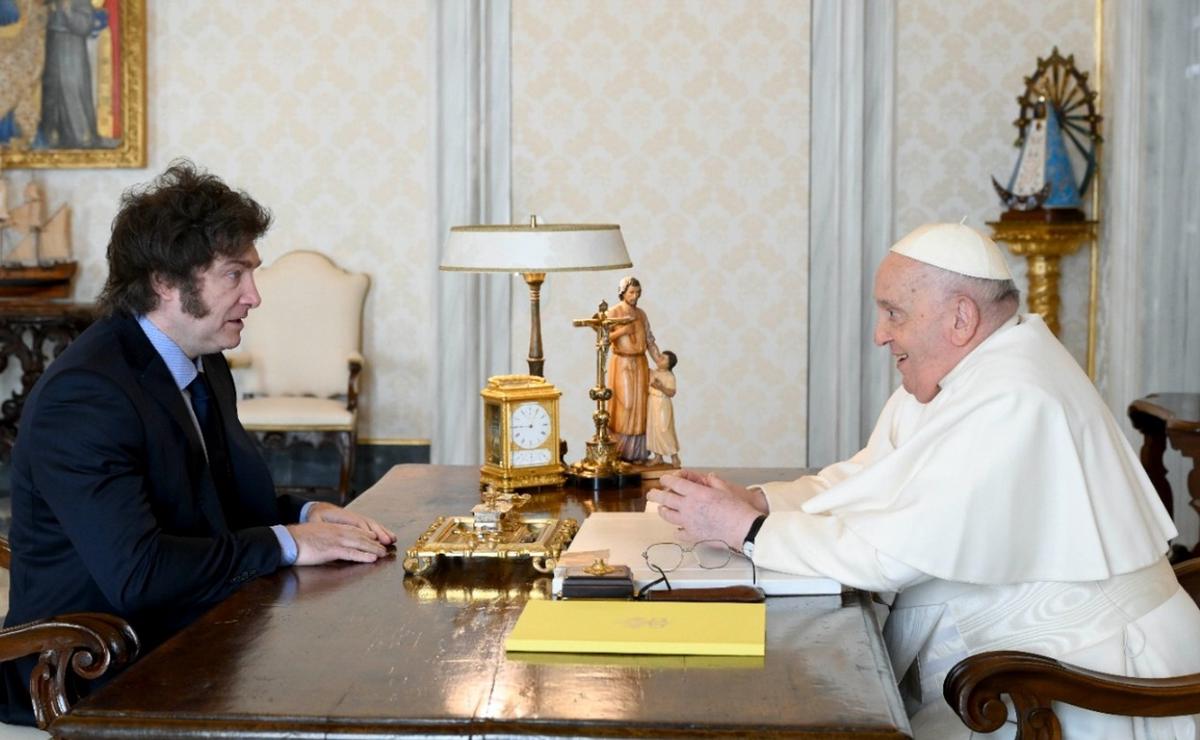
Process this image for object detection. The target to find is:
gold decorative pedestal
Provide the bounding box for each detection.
[987,220,1097,336]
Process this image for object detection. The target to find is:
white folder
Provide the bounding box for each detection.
[555,510,843,597]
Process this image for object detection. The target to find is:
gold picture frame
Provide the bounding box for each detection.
[1,0,146,169]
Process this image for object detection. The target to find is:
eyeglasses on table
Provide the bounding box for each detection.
[638,539,757,597]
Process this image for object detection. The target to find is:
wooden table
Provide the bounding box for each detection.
[1130,393,1200,529]
[54,465,911,739]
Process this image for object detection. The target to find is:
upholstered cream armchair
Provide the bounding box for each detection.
[227,251,369,503]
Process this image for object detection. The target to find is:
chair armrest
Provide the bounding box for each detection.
[944,650,1200,740]
[347,353,364,412]
[0,613,139,730]
[224,351,253,369]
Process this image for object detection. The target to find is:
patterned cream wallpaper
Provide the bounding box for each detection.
[895,0,1096,365]
[3,1,431,442]
[511,0,811,468]
[5,0,1103,463]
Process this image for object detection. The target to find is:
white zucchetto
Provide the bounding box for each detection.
[889,223,1013,281]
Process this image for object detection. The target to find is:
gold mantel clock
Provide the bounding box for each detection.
[481,375,565,492]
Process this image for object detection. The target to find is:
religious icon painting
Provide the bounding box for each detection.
[0,0,146,169]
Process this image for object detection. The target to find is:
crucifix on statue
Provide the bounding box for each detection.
[567,300,641,489]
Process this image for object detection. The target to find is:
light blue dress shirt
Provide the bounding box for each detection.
[136,315,310,565]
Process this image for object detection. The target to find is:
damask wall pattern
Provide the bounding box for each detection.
[511,0,811,467]
[3,1,432,442]
[3,0,1104,462]
[895,0,1095,366]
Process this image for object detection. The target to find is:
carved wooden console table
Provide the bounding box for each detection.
[0,301,95,459]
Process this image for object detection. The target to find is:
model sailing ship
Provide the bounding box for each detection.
[0,165,76,299]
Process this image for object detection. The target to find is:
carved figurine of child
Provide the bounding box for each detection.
[646,350,680,467]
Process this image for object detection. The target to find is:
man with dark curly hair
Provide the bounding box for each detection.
[0,161,394,725]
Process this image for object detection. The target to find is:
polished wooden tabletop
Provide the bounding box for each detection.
[56,465,910,739]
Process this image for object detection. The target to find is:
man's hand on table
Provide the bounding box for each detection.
[306,502,396,544]
[287,503,397,566]
[647,470,768,549]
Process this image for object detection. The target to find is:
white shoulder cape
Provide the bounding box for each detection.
[791,314,1174,584]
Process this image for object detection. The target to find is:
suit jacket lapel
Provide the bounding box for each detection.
[118,320,204,455]
[112,315,228,531]
[203,353,285,527]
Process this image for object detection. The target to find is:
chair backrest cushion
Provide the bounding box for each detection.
[234,251,369,397]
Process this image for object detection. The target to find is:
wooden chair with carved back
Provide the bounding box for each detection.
[944,558,1200,739]
[0,536,139,735]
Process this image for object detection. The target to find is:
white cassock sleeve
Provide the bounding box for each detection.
[753,446,871,512]
[748,502,929,593]
[743,450,929,593]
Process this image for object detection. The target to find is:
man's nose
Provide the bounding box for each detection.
[873,322,889,347]
[244,275,262,308]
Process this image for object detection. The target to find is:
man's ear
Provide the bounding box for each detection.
[949,295,981,347]
[150,274,177,304]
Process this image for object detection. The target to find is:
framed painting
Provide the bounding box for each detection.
[0,0,146,169]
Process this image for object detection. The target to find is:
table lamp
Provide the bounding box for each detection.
[440,215,632,377]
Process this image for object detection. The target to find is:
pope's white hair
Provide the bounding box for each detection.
[957,274,1020,307]
[924,264,1020,320]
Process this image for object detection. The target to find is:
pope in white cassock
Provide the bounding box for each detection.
[649,223,1200,739]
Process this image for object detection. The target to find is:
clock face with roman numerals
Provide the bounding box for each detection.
[510,402,551,450]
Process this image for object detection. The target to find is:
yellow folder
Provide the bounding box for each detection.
[505,600,765,656]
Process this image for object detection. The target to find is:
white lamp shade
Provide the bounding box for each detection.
[441,223,632,273]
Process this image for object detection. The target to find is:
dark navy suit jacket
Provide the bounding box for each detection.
[1,312,305,724]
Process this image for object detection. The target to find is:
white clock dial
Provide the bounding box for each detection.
[510,402,551,450]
